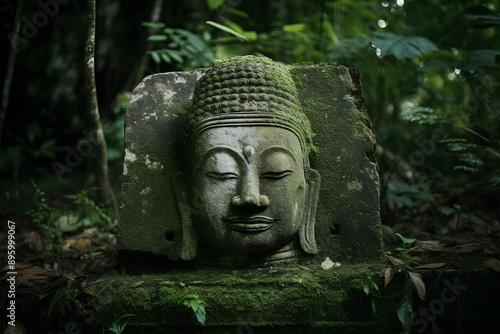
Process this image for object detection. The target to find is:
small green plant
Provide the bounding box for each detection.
[142,22,214,68]
[353,275,380,314]
[386,234,428,332]
[48,274,76,317]
[64,188,115,228]
[26,182,117,251]
[108,314,135,334]
[394,233,421,266]
[26,180,61,249]
[178,294,207,325]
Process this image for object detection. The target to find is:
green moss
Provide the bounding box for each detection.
[94,263,390,329]
[189,55,318,156]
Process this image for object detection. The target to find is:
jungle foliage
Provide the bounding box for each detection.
[0,0,499,233]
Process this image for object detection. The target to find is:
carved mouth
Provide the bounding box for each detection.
[223,216,275,232]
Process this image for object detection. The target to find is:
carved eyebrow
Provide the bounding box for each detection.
[200,146,245,168]
[260,146,299,164]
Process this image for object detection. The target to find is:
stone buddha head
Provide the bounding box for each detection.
[175,56,321,264]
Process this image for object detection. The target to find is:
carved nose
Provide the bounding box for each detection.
[231,194,270,207]
[231,174,269,207]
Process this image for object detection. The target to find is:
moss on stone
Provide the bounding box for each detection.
[119,61,384,265]
[93,263,395,331]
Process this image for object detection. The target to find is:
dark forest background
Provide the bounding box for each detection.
[1,0,499,266]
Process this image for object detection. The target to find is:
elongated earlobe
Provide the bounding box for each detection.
[173,172,198,260]
[300,168,321,254]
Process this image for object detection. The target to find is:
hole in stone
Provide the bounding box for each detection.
[330,223,341,236]
[165,231,175,241]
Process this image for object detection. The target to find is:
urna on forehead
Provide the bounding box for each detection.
[187,56,316,156]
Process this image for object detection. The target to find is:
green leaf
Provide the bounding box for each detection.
[395,233,417,245]
[141,22,165,30]
[488,175,500,188]
[227,7,249,18]
[166,50,184,63]
[463,5,500,28]
[439,205,456,216]
[363,284,369,295]
[402,107,439,125]
[186,34,206,52]
[283,23,305,33]
[150,51,161,64]
[207,0,225,10]
[195,307,206,325]
[397,291,412,332]
[370,279,380,292]
[459,49,500,70]
[206,20,248,41]
[202,30,211,42]
[148,34,168,42]
[454,165,476,173]
[160,52,171,64]
[370,32,437,60]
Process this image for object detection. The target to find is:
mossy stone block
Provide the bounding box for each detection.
[93,264,401,332]
[118,64,383,263]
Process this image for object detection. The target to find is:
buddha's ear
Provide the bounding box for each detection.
[173,172,198,260]
[300,168,321,254]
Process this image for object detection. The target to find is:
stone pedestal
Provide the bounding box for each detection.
[118,64,383,263]
[93,263,402,334]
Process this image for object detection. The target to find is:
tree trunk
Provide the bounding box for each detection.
[85,0,114,208]
[1,0,26,150]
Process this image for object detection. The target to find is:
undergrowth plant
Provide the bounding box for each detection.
[27,180,61,249]
[178,294,207,326]
[385,233,427,333]
[353,275,380,314]
[108,314,135,334]
[394,233,421,267]
[26,182,117,251]
[47,274,76,317]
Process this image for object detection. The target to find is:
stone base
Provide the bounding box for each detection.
[87,261,500,334]
[93,263,400,333]
[10,261,500,333]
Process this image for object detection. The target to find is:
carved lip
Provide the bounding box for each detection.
[223,216,275,232]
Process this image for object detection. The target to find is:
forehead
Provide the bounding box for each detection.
[192,126,304,158]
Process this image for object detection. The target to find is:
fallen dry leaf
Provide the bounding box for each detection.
[388,255,404,265]
[409,271,426,300]
[23,231,44,252]
[413,241,483,254]
[22,266,49,281]
[384,267,394,287]
[412,263,447,269]
[84,282,98,296]
[296,264,313,272]
[482,258,500,273]
[63,237,92,252]
[130,280,144,288]
[413,242,446,253]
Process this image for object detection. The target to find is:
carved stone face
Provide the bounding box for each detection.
[190,126,308,255]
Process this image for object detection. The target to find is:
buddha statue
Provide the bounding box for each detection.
[174,56,321,264]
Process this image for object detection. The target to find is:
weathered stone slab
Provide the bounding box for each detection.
[93,264,401,332]
[118,64,383,263]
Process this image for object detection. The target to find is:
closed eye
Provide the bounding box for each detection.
[205,172,239,180]
[260,170,293,179]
